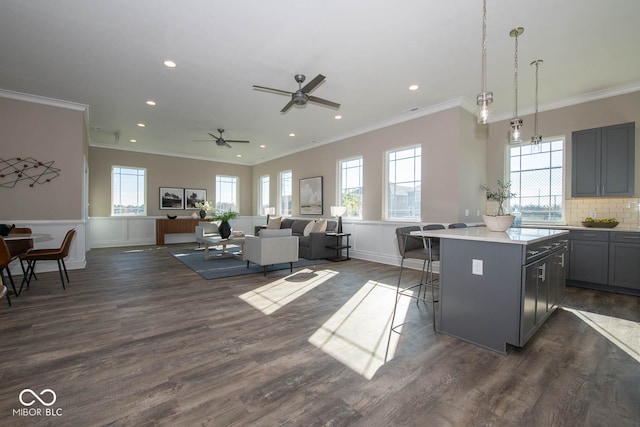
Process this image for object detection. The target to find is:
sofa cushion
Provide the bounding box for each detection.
[291,220,310,235]
[311,219,327,233]
[303,221,315,236]
[281,218,295,229]
[267,216,282,229]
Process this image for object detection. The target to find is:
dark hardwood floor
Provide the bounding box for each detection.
[1,243,638,426]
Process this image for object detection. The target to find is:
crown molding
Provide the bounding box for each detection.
[0,88,88,111]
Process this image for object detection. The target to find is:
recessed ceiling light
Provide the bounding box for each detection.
[163,60,177,68]
[236,154,242,158]
[137,123,145,127]
[130,139,137,143]
[146,100,156,106]
[289,133,295,137]
[260,144,266,148]
[334,115,342,120]
[409,84,419,91]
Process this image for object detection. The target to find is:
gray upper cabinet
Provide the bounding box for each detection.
[571,122,635,197]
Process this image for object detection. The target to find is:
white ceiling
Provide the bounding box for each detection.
[1,0,639,165]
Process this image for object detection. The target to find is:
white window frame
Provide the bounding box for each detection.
[278,170,292,217]
[258,174,270,216]
[508,138,565,225]
[338,156,363,219]
[111,166,146,216]
[385,145,422,221]
[215,175,238,212]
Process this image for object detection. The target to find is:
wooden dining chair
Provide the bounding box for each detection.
[0,238,14,305]
[19,229,76,294]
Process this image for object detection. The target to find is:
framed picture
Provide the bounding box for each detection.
[299,176,323,215]
[160,187,184,209]
[184,188,206,209]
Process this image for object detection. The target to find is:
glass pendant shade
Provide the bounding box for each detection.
[477,92,493,124]
[510,118,523,144]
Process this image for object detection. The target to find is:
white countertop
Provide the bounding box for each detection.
[411,227,569,245]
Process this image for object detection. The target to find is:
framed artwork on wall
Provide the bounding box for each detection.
[299,176,323,215]
[160,187,184,209]
[184,188,206,209]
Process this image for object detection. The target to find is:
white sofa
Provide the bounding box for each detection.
[195,221,219,242]
[243,228,299,276]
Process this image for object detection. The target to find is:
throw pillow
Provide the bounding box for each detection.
[267,216,282,229]
[303,221,315,236]
[311,219,327,233]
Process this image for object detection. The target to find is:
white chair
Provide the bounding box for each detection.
[195,222,219,246]
[243,229,299,276]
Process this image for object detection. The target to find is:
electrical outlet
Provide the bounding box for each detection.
[465,209,469,217]
[590,210,597,218]
[472,259,483,275]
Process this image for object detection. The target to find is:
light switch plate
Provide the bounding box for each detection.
[472,259,483,275]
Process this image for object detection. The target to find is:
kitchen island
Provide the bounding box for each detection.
[413,227,569,354]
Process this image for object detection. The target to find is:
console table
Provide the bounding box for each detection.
[156,218,204,245]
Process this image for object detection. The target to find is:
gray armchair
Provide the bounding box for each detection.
[243,229,299,276]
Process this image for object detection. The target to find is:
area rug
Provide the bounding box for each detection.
[170,249,328,280]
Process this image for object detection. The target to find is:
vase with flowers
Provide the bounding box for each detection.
[480,180,517,231]
[211,210,239,239]
[196,201,213,219]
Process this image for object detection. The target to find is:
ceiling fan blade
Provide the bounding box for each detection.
[307,95,340,109]
[280,99,295,113]
[301,74,325,93]
[193,139,214,142]
[226,139,250,143]
[208,133,221,141]
[252,85,293,96]
[224,142,232,148]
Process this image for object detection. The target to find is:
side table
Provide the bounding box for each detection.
[325,232,351,261]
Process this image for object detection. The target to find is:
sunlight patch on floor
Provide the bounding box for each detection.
[308,280,412,380]
[239,268,337,315]
[562,307,640,363]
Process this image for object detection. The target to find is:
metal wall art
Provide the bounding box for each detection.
[0,157,61,188]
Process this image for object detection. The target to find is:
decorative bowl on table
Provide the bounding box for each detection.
[482,215,514,232]
[166,214,177,220]
[581,220,619,228]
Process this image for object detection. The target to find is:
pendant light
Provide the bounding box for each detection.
[530,59,543,147]
[509,27,524,144]
[476,0,493,124]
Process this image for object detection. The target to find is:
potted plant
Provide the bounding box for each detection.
[480,180,517,231]
[195,201,213,219]
[211,210,239,239]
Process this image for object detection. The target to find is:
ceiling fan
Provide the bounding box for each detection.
[193,129,250,148]
[253,74,341,113]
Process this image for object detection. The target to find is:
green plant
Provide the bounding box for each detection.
[481,180,517,216]
[212,210,239,222]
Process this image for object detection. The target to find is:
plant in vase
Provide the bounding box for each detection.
[480,180,517,231]
[211,210,239,239]
[196,201,213,219]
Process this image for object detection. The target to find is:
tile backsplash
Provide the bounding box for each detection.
[567,198,640,231]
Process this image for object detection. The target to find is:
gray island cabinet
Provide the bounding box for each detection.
[414,227,569,354]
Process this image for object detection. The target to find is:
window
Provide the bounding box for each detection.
[258,175,270,216]
[339,157,363,218]
[509,139,564,223]
[279,170,292,216]
[386,146,421,220]
[215,175,238,212]
[112,166,146,215]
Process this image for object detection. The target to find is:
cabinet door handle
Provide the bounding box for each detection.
[560,253,565,268]
[621,236,640,240]
[538,263,546,282]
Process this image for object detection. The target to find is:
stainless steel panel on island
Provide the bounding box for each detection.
[412,227,569,354]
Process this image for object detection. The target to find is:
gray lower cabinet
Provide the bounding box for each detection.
[609,233,640,290]
[568,230,609,284]
[521,248,567,346]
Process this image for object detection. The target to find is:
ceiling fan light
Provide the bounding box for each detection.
[292,92,307,105]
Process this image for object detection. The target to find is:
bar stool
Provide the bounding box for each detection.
[448,222,467,228]
[386,226,441,361]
